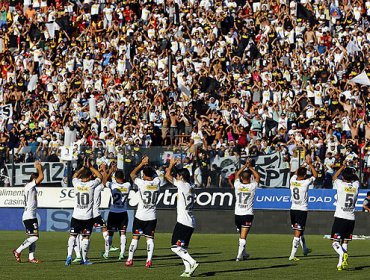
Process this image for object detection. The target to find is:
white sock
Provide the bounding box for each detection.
[29,242,36,260]
[300,235,307,251]
[171,246,196,266]
[67,235,76,257]
[81,238,90,262]
[332,242,344,267]
[104,234,111,254]
[127,239,138,261]
[342,243,348,253]
[237,238,246,259]
[182,259,191,273]
[74,235,81,258]
[120,234,126,255]
[16,236,38,253]
[146,239,154,262]
[290,237,300,258]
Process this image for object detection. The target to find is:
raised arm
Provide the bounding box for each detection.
[305,155,318,178]
[235,160,250,181]
[130,155,149,182]
[332,161,346,181]
[165,157,179,185]
[87,159,103,180]
[248,165,261,183]
[34,161,44,185]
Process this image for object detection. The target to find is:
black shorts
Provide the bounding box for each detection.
[23,218,39,236]
[93,215,107,228]
[107,212,129,232]
[290,210,307,231]
[235,215,254,231]
[132,218,157,238]
[331,217,355,241]
[171,222,194,248]
[70,218,94,235]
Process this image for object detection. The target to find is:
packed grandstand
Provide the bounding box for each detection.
[0,0,368,188]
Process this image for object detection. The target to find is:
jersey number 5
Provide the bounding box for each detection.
[345,194,354,208]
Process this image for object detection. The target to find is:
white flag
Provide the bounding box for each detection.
[350,72,370,86]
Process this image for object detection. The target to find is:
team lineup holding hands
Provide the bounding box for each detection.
[13,154,360,276]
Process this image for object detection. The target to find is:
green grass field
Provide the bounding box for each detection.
[1,231,370,280]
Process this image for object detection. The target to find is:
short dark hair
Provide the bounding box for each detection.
[367,191,370,197]
[177,168,191,183]
[30,172,38,182]
[241,170,252,181]
[341,168,353,182]
[115,170,124,181]
[297,167,307,178]
[143,165,156,178]
[80,168,92,179]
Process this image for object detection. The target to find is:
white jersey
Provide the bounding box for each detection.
[234,179,258,216]
[93,183,105,218]
[108,181,131,213]
[290,175,315,211]
[333,179,359,221]
[173,179,196,228]
[134,177,160,221]
[72,178,101,220]
[22,180,37,221]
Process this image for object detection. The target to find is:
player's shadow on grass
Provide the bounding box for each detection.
[196,264,293,277]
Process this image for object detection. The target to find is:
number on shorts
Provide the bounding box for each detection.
[76,192,89,206]
[293,188,300,200]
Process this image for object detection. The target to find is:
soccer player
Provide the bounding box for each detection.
[331,162,359,271]
[233,159,260,261]
[65,158,103,266]
[102,162,131,260]
[289,156,317,261]
[125,156,160,268]
[165,158,199,277]
[13,161,44,263]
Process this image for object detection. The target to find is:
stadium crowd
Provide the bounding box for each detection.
[0,0,369,187]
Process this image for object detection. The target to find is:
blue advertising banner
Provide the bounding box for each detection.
[254,189,369,211]
[0,208,47,231]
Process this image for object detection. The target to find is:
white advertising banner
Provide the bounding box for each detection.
[0,187,112,208]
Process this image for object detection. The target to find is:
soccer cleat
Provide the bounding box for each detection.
[289,256,300,261]
[145,260,152,268]
[118,253,125,261]
[180,272,191,277]
[72,257,81,263]
[80,260,93,265]
[101,252,109,260]
[28,258,42,264]
[13,249,21,263]
[337,265,343,271]
[342,253,349,270]
[125,259,134,266]
[303,248,312,257]
[110,246,119,252]
[189,262,199,276]
[243,252,250,259]
[65,256,72,266]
